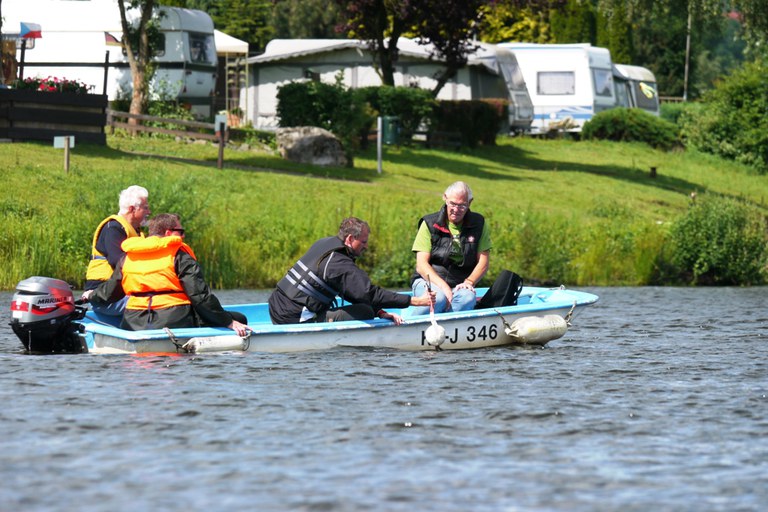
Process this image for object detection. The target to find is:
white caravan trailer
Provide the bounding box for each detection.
[480,47,534,133]
[613,63,660,115]
[498,43,616,134]
[1,0,217,117]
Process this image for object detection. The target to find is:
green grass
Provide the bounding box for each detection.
[1,134,766,290]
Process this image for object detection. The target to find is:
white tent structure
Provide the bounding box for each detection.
[215,30,248,55]
[213,30,248,119]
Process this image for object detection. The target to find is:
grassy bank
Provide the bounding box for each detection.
[1,134,766,291]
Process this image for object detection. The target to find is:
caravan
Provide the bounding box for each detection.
[498,43,616,134]
[613,63,660,115]
[1,0,217,117]
[246,38,533,133]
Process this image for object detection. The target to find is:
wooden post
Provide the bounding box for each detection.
[650,166,657,178]
[103,51,110,96]
[376,116,383,174]
[19,40,27,80]
[217,121,226,169]
[64,136,71,173]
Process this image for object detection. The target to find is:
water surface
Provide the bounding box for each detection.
[1,287,766,511]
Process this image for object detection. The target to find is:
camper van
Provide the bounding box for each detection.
[498,43,616,134]
[1,0,217,117]
[613,63,660,116]
[489,47,534,133]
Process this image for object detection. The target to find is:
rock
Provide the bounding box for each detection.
[276,126,347,167]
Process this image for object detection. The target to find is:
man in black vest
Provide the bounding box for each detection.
[268,217,434,324]
[410,181,492,314]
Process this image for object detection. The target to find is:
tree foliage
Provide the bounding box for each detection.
[335,0,489,97]
[271,0,344,41]
[680,60,768,171]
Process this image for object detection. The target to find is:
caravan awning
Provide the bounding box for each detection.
[215,30,248,56]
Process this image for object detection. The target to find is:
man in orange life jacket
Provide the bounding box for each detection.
[83,213,249,336]
[84,185,151,317]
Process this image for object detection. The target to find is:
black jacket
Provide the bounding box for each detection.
[268,236,411,324]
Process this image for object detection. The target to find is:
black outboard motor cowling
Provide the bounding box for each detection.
[10,276,87,354]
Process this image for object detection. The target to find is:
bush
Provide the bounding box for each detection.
[431,100,507,148]
[679,60,768,172]
[669,194,767,285]
[581,107,680,150]
[375,86,436,141]
[660,101,695,126]
[276,78,371,165]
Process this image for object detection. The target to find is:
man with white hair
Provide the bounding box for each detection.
[410,181,491,314]
[84,185,150,316]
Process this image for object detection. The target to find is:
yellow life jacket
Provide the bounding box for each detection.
[85,215,140,282]
[121,236,197,311]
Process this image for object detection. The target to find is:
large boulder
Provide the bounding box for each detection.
[276,126,348,167]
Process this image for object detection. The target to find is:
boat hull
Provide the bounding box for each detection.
[78,287,598,354]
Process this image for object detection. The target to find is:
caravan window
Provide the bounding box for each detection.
[593,69,613,97]
[537,72,575,95]
[189,33,214,64]
[633,81,659,111]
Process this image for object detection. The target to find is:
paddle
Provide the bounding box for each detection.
[424,276,446,348]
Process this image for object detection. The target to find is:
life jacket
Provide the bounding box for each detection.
[275,236,348,313]
[411,206,485,287]
[121,236,197,311]
[85,215,140,282]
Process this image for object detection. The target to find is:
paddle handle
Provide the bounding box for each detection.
[427,276,436,321]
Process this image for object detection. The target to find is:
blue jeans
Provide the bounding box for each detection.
[410,278,476,316]
[91,295,128,317]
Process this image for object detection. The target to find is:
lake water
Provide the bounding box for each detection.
[1,287,766,511]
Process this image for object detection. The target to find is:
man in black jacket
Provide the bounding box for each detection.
[410,181,491,314]
[268,217,434,325]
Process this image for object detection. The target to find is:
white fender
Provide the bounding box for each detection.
[182,335,249,353]
[425,323,446,347]
[504,315,569,345]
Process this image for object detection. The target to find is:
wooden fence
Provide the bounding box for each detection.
[106,110,229,169]
[0,89,108,144]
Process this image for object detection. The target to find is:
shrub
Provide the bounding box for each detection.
[581,107,680,150]
[276,78,370,165]
[679,60,768,172]
[375,86,436,141]
[660,101,695,126]
[430,100,506,148]
[669,194,767,285]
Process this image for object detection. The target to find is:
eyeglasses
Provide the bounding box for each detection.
[172,228,185,235]
[447,201,468,211]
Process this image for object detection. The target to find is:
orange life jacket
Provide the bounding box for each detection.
[121,236,197,311]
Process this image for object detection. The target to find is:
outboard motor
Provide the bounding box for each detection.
[9,276,87,354]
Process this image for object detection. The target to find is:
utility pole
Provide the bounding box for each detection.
[683,9,692,102]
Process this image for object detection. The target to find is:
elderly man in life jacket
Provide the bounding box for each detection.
[83,213,248,337]
[84,185,151,317]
